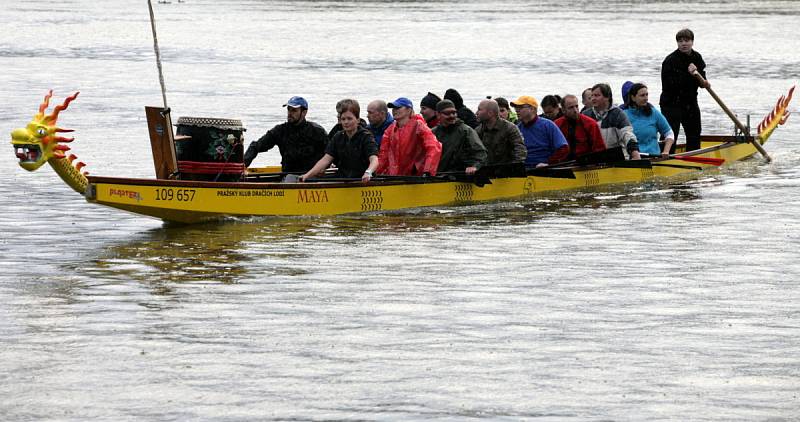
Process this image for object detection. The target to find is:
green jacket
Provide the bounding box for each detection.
[432,120,487,173]
[475,118,527,165]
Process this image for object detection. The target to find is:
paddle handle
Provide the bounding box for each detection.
[692,72,771,162]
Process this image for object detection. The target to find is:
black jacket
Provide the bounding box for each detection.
[326,126,379,178]
[244,119,327,172]
[660,49,706,107]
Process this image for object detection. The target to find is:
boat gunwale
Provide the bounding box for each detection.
[85,175,454,189]
[85,140,742,190]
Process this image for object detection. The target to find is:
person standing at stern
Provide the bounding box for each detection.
[660,28,709,153]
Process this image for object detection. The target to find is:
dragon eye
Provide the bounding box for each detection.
[37,128,47,137]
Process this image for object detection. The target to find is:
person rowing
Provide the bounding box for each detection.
[300,99,378,182]
[475,98,527,166]
[624,83,675,158]
[366,100,394,147]
[554,94,606,160]
[511,95,569,168]
[582,83,641,160]
[419,92,442,129]
[243,96,328,172]
[431,99,487,175]
[375,97,442,176]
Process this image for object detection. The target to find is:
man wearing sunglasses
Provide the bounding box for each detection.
[431,99,487,175]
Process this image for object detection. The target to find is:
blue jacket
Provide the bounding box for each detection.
[368,113,395,147]
[517,116,568,166]
[625,105,672,155]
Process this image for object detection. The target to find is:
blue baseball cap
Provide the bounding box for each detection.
[388,97,413,109]
[283,96,308,109]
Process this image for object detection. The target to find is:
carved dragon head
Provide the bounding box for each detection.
[11,90,80,171]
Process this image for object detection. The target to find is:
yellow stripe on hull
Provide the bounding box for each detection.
[84,140,760,223]
[88,178,530,223]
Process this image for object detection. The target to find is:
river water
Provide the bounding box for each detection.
[2,1,799,420]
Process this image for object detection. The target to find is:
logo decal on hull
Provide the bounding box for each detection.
[110,188,143,202]
[524,178,534,194]
[297,190,329,204]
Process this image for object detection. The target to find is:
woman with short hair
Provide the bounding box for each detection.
[301,99,379,182]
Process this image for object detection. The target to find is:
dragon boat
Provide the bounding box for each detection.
[10,87,794,224]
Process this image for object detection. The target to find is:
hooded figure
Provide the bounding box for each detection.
[619,81,634,110]
[444,88,479,129]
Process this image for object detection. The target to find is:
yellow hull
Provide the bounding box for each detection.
[84,139,760,224]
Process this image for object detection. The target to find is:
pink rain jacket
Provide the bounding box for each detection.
[376,114,442,176]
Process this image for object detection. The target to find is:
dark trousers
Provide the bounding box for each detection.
[661,103,702,153]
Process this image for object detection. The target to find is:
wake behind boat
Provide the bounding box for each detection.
[10,86,794,224]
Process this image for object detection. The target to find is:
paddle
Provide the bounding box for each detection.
[672,155,725,166]
[692,71,771,162]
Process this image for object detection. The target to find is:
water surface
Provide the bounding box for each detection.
[2,1,799,420]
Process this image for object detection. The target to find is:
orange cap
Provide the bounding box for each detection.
[510,95,539,108]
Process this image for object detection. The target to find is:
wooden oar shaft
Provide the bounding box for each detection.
[692,72,771,162]
[693,72,747,134]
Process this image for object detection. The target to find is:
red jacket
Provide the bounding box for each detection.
[554,114,607,159]
[377,115,442,176]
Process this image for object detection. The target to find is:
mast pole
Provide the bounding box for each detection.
[147,0,169,109]
[145,0,178,180]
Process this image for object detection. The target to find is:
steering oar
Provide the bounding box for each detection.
[692,71,771,162]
